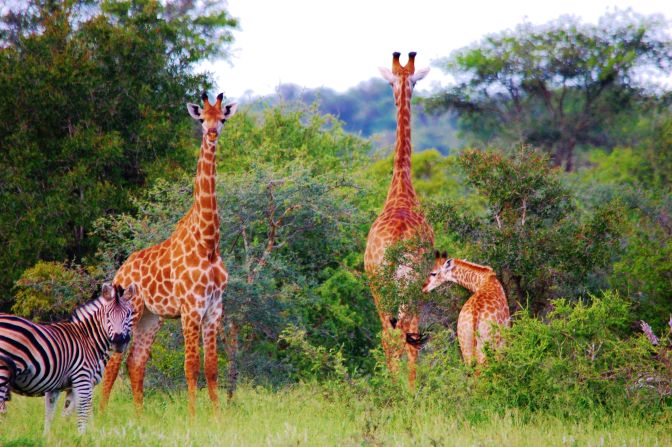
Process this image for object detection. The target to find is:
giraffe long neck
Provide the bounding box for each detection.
[384,81,418,210]
[452,259,494,292]
[192,136,221,252]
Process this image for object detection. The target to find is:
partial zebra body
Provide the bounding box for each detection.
[0,284,134,434]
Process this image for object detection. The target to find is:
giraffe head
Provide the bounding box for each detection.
[101,283,136,352]
[187,92,238,143]
[422,250,454,293]
[379,52,430,106]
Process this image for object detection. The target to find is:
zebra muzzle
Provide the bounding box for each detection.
[111,333,131,352]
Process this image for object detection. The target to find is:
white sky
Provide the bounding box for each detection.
[202,0,672,100]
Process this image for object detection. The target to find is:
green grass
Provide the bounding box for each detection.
[1,380,670,446]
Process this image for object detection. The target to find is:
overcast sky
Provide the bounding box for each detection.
[202,0,672,100]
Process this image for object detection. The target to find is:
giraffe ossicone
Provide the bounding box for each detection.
[99,91,237,417]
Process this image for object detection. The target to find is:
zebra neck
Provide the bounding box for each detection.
[69,299,111,353]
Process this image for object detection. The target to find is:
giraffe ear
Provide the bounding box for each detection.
[411,67,430,83]
[222,103,238,121]
[379,67,396,85]
[101,283,115,302]
[186,103,202,120]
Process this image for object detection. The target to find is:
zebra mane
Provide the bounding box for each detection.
[69,291,105,323]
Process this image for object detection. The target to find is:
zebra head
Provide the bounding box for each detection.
[100,283,135,353]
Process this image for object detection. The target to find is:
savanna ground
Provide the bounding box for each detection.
[2,381,671,447]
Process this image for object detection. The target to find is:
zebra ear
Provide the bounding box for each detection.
[101,283,115,302]
[123,284,138,301]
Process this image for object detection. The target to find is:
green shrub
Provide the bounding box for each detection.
[13,261,102,322]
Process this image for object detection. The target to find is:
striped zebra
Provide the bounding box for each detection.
[0,283,135,433]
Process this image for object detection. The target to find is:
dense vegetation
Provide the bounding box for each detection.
[1,2,671,444]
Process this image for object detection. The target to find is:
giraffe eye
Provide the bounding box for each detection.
[430,272,437,277]
[199,119,204,123]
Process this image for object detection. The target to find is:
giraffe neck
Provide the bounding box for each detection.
[192,135,221,252]
[384,81,417,209]
[451,259,495,292]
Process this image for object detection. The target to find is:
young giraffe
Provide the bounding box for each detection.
[99,92,237,417]
[423,252,510,365]
[364,52,433,388]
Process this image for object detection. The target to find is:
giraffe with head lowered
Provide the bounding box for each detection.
[364,52,433,388]
[423,252,510,365]
[99,92,237,417]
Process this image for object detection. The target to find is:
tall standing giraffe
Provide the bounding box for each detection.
[423,253,510,365]
[364,52,433,388]
[99,92,237,416]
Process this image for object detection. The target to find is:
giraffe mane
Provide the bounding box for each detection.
[453,258,494,273]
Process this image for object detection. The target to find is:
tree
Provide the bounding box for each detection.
[425,10,672,170]
[0,0,237,302]
[428,147,623,313]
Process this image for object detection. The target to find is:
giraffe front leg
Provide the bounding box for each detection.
[182,307,202,419]
[126,312,164,413]
[43,390,61,435]
[71,377,94,434]
[202,299,223,413]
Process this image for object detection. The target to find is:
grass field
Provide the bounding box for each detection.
[1,380,670,447]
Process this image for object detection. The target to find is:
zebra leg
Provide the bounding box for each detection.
[62,388,74,417]
[202,299,223,413]
[181,306,202,419]
[43,390,61,434]
[72,377,94,434]
[126,312,163,413]
[0,356,15,414]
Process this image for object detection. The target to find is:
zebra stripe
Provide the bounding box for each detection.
[0,283,134,434]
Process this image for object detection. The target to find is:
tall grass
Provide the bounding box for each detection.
[1,380,670,447]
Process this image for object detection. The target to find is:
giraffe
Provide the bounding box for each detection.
[364,52,433,388]
[99,92,238,417]
[423,252,510,365]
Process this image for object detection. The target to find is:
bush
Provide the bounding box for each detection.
[13,261,102,322]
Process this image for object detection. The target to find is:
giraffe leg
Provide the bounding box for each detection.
[182,308,203,419]
[126,312,164,413]
[403,314,420,390]
[457,306,475,366]
[202,299,222,413]
[378,310,401,374]
[99,352,123,412]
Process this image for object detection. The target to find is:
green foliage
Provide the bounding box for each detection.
[278,325,348,382]
[217,105,371,175]
[0,0,237,303]
[428,147,623,311]
[426,10,672,170]
[13,261,101,322]
[478,292,667,415]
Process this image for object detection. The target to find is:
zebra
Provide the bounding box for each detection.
[0,282,135,434]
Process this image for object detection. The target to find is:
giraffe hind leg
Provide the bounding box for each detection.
[126,312,164,413]
[202,299,223,413]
